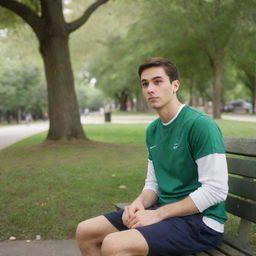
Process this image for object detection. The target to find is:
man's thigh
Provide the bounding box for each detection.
[77,215,120,243]
[136,214,223,256]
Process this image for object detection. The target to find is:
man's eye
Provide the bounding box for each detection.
[154,80,161,85]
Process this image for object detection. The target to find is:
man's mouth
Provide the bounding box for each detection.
[148,97,158,101]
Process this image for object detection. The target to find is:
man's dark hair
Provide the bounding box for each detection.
[138,57,179,82]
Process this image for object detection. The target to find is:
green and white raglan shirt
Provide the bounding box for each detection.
[143,104,228,233]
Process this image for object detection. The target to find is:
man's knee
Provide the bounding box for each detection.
[76,219,91,241]
[76,218,100,241]
[101,230,148,256]
[101,233,120,256]
[76,215,118,244]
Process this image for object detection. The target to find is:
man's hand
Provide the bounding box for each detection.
[122,202,144,227]
[126,210,161,228]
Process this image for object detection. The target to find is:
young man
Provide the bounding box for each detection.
[76,57,228,256]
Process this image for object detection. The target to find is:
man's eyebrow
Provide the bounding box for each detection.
[152,76,163,80]
[141,76,163,82]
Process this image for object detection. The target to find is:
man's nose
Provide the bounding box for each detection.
[147,82,155,93]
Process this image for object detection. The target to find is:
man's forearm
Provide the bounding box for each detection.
[155,196,199,220]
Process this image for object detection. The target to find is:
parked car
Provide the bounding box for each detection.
[223,99,252,113]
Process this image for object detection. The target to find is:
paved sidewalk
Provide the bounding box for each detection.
[222,114,256,123]
[0,115,157,150]
[0,122,49,150]
[0,240,80,256]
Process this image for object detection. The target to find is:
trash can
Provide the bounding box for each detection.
[104,112,111,122]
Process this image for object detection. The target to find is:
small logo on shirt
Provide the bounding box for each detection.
[172,143,179,149]
[150,145,157,150]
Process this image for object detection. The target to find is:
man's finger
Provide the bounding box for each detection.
[126,214,139,228]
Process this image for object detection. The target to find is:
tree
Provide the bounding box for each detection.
[0,63,47,123]
[230,1,256,114]
[88,0,213,111]
[233,33,256,114]
[179,0,243,118]
[0,0,109,140]
[89,38,139,111]
[76,70,106,111]
[71,0,146,111]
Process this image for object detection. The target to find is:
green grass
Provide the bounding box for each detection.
[0,125,148,241]
[0,142,147,240]
[0,121,255,244]
[216,119,256,137]
[85,124,148,144]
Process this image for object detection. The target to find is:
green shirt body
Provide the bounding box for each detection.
[146,105,227,224]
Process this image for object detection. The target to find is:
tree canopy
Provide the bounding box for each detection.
[1,0,255,124]
[83,0,255,116]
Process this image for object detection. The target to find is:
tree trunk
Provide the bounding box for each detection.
[189,81,198,107]
[116,89,129,111]
[135,94,151,112]
[120,94,128,111]
[203,95,209,114]
[189,83,193,106]
[252,84,256,114]
[40,34,86,140]
[6,111,11,124]
[212,61,222,119]
[17,107,22,124]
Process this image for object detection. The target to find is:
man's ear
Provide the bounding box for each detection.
[173,80,180,93]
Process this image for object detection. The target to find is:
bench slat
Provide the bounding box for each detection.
[227,158,256,178]
[226,195,256,223]
[228,176,256,201]
[224,137,256,157]
[217,242,248,256]
[206,247,227,256]
[224,235,256,256]
[195,252,211,256]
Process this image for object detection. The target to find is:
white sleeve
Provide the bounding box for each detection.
[189,153,228,212]
[143,159,160,195]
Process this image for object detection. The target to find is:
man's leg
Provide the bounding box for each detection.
[101,229,149,256]
[76,215,119,256]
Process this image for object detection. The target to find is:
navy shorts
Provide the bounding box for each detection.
[104,205,223,256]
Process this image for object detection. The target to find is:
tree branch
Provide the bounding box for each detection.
[199,43,215,69]
[67,0,109,33]
[0,0,43,39]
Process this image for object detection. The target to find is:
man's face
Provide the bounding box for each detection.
[140,66,179,110]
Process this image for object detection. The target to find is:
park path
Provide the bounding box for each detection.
[0,114,157,150]
[1,113,256,150]
[0,240,81,256]
[0,122,49,150]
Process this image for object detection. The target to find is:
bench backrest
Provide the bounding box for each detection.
[224,137,256,224]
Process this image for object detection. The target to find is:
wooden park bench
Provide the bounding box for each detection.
[115,137,256,256]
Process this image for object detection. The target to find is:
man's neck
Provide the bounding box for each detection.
[157,100,182,123]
